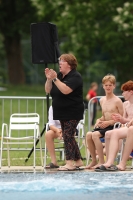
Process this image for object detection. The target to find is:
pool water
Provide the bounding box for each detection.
[0,171,133,200]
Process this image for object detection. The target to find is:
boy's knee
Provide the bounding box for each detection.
[45,130,54,139]
[86,131,92,140]
[92,131,100,140]
[105,130,112,139]
[128,126,133,136]
[128,126,133,132]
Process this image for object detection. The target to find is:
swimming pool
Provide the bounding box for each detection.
[0,171,133,200]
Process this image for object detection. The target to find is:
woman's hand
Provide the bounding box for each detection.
[44,68,57,80]
[49,69,57,80]
[44,68,51,80]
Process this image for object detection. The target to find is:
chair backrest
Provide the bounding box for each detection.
[9,113,40,137]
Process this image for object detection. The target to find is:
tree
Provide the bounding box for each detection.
[39,0,133,85]
[0,0,38,84]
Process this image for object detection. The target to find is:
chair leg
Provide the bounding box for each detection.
[33,138,36,169]
[131,158,133,169]
[62,149,65,160]
[0,138,3,169]
[44,142,47,168]
[7,140,10,168]
[39,138,43,167]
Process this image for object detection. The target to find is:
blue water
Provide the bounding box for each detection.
[0,171,133,200]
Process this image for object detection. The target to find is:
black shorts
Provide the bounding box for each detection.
[92,125,114,137]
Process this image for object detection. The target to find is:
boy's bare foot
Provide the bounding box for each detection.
[85,161,97,169]
[101,163,112,168]
[91,162,104,169]
[116,163,126,171]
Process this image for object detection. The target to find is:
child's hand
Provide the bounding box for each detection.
[98,121,110,129]
[127,119,133,127]
[57,129,63,140]
[111,113,122,122]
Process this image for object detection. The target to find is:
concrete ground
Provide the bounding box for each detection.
[0,165,133,173]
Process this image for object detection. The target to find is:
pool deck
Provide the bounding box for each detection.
[0,165,133,173]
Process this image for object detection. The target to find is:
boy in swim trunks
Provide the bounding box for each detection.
[98,80,133,171]
[85,74,123,169]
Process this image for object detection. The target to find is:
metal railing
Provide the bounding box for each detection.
[0,96,52,150]
[0,96,52,130]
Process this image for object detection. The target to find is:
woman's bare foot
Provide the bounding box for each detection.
[85,160,97,169]
[58,164,77,171]
[74,159,84,167]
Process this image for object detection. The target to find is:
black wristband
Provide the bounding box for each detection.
[53,78,58,82]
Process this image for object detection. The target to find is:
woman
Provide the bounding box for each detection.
[44,53,84,171]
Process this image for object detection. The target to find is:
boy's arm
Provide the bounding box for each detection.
[127,118,133,127]
[94,98,105,127]
[94,116,104,127]
[108,98,123,125]
[117,99,124,118]
[120,102,130,124]
[112,102,129,124]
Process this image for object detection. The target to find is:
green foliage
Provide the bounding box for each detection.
[1,0,133,86]
[0,0,39,36]
[38,0,133,85]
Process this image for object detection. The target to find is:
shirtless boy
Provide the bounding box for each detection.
[97,80,133,171]
[85,74,123,169]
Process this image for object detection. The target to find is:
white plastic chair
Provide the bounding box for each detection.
[0,113,43,169]
[76,112,86,150]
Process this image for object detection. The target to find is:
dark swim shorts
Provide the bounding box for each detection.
[92,125,114,137]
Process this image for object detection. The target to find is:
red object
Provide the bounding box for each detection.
[87,89,97,102]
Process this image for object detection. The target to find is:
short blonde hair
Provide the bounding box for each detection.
[102,74,116,84]
[59,53,78,69]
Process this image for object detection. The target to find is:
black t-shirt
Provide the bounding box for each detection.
[50,69,84,120]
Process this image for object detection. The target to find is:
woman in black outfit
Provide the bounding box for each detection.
[44,53,84,171]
